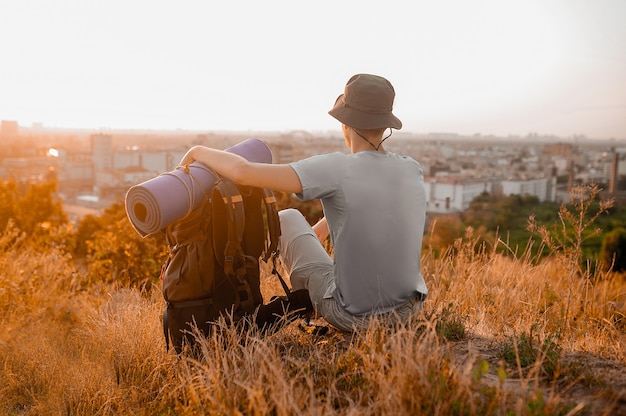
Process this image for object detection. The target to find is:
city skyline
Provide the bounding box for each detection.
[1,0,625,140]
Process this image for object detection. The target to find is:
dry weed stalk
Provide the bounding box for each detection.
[527,184,614,330]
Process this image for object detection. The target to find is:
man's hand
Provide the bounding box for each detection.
[313,217,329,242]
[178,145,201,168]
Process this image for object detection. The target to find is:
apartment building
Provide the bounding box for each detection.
[424,177,492,213]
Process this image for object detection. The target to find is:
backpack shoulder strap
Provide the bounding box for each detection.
[211,179,246,276]
[261,188,281,262]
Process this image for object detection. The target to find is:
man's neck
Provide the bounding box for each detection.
[351,141,385,154]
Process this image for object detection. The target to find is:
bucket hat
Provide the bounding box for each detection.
[328,74,402,130]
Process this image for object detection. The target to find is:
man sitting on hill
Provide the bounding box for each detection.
[179,73,428,331]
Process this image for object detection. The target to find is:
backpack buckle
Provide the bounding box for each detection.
[224,255,234,275]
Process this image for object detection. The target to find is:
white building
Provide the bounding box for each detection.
[424,175,558,213]
[113,151,185,175]
[501,177,556,202]
[91,134,113,187]
[424,178,492,213]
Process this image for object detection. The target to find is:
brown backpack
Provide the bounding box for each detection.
[161,175,312,353]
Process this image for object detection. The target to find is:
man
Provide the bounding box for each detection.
[179,73,427,331]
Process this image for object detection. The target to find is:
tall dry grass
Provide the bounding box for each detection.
[1,210,626,414]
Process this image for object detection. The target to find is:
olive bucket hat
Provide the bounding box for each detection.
[328,73,402,130]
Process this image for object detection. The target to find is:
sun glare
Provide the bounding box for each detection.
[0,1,623,138]
[428,3,563,107]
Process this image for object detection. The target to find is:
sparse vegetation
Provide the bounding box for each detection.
[497,329,562,379]
[1,181,625,414]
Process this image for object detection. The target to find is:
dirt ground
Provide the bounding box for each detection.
[315,322,626,415]
[448,334,626,416]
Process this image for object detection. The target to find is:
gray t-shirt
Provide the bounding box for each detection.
[289,151,427,316]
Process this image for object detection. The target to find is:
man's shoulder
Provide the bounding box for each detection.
[393,153,423,170]
[291,152,347,166]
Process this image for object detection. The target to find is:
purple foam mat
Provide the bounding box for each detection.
[125,138,272,237]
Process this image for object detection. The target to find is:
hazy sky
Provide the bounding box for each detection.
[1,0,625,139]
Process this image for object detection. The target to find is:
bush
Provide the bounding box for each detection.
[79,203,167,291]
[497,330,562,379]
[600,227,626,272]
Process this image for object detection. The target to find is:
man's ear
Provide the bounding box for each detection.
[342,124,351,148]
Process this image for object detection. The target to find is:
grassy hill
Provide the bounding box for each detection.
[0,185,625,415]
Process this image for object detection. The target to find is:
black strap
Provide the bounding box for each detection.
[271,252,291,297]
[211,179,246,276]
[260,188,287,301]
[162,308,170,352]
[212,179,256,315]
[262,188,281,262]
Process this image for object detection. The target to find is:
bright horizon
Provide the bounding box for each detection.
[1,0,625,139]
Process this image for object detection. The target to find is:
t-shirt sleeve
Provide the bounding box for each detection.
[288,153,345,201]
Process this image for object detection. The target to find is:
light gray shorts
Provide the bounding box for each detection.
[277,209,423,332]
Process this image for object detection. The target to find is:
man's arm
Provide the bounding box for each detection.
[313,217,329,242]
[179,145,303,194]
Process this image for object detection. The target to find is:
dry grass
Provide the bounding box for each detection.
[1,230,626,415]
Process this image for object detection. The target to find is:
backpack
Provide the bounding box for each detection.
[160,172,313,353]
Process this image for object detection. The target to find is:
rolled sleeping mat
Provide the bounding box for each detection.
[125,138,272,237]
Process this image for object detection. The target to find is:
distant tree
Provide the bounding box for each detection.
[0,180,18,231]
[494,194,541,231]
[0,179,67,239]
[80,203,167,291]
[462,192,500,230]
[600,227,626,272]
[460,193,562,257]
[74,214,103,257]
[423,214,466,255]
[12,180,67,235]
